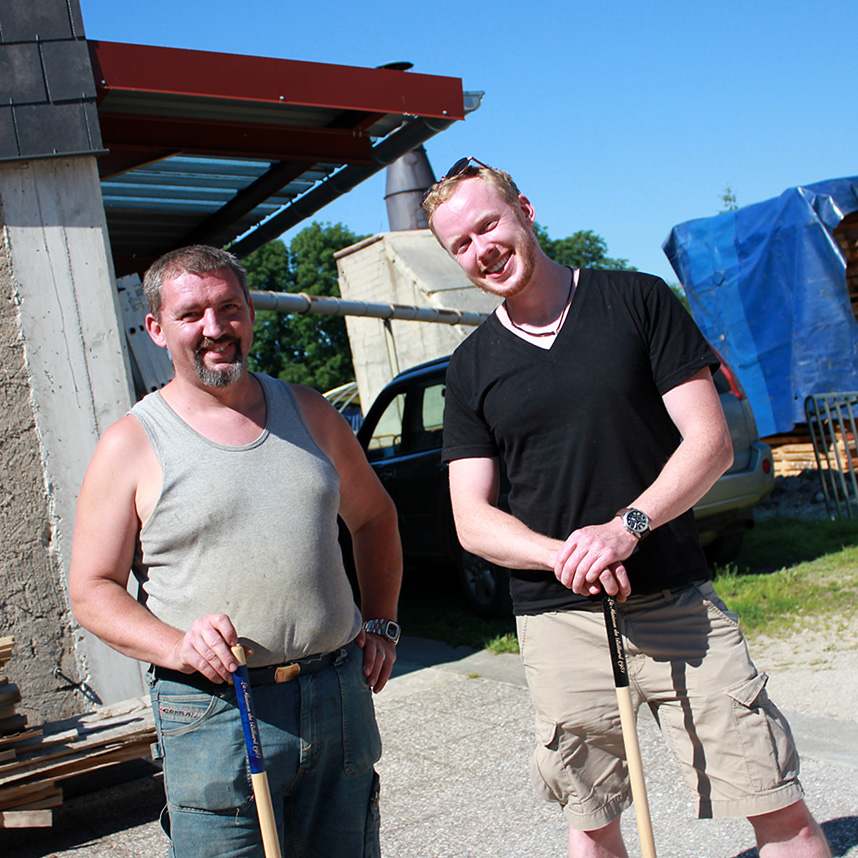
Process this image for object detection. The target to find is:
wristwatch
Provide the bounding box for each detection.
[362,619,401,645]
[615,507,651,540]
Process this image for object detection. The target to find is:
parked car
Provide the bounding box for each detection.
[354,355,774,617]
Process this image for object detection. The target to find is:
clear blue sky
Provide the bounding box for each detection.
[79,0,855,285]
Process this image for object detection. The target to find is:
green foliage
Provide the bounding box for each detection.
[533,223,636,271]
[484,632,520,654]
[721,184,739,211]
[243,222,367,392]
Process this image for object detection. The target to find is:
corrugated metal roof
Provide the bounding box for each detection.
[88,41,478,275]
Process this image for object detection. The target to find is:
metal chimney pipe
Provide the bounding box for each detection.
[384,145,437,230]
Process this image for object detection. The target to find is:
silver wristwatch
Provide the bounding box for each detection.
[615,507,651,540]
[362,619,401,644]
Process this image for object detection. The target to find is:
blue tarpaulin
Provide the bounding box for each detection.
[663,177,858,437]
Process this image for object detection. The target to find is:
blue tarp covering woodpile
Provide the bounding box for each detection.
[663,177,858,437]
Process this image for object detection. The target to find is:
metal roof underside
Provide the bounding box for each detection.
[89,41,476,276]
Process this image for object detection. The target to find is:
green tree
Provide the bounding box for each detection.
[533,224,636,270]
[243,222,367,392]
[721,185,738,211]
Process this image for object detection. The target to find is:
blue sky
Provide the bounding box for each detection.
[79,0,855,285]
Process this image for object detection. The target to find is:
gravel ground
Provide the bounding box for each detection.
[755,469,831,521]
[746,469,858,723]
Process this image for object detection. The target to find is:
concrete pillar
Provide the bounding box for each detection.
[0,155,145,719]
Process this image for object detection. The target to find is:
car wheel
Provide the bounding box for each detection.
[453,548,513,618]
[704,531,745,567]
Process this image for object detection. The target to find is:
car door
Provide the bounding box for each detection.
[362,379,449,559]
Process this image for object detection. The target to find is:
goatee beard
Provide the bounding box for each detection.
[193,340,245,388]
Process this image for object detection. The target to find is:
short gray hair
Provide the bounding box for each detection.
[142,246,250,318]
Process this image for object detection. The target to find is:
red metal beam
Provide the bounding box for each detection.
[98,112,374,163]
[88,41,465,121]
[97,147,181,179]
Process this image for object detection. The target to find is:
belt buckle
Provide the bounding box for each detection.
[274,664,301,683]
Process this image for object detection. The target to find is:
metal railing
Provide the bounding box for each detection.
[805,392,858,518]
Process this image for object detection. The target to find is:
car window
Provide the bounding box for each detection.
[365,393,406,461]
[412,383,446,453]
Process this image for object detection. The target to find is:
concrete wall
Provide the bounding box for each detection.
[0,155,145,720]
[337,230,500,407]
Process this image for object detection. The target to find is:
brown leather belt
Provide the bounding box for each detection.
[153,649,341,692]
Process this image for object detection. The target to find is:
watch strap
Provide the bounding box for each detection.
[362,618,401,644]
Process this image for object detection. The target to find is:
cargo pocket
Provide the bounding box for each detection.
[726,672,800,792]
[153,689,254,814]
[531,714,577,807]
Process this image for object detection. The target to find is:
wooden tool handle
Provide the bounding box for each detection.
[231,643,282,858]
[603,596,657,858]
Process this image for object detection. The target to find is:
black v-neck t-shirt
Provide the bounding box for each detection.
[443,269,719,614]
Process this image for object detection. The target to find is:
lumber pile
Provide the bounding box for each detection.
[0,636,155,828]
[765,430,819,477]
[766,427,858,478]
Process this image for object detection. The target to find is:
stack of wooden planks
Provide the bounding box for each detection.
[0,636,156,828]
[766,424,858,478]
[764,429,819,477]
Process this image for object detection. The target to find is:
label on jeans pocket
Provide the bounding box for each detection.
[159,703,206,722]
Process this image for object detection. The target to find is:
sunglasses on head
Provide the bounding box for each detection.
[443,156,492,179]
[422,157,492,206]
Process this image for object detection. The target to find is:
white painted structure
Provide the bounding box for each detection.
[336,230,501,407]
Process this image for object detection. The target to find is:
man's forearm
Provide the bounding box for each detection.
[72,577,185,666]
[630,430,733,532]
[454,501,560,572]
[351,512,403,619]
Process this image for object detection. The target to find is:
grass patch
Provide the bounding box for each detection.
[396,516,858,651]
[712,515,858,638]
[484,632,520,654]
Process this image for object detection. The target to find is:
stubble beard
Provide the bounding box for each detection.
[193,338,246,388]
[471,223,538,300]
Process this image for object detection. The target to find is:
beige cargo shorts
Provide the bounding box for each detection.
[516,581,804,830]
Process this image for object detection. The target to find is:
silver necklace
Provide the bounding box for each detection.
[505,276,574,338]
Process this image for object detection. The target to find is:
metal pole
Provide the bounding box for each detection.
[249,290,488,328]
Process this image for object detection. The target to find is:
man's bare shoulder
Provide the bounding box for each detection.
[288,383,341,426]
[95,412,152,456]
[85,413,158,489]
[287,383,362,463]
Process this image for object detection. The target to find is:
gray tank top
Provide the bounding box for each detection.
[130,373,360,666]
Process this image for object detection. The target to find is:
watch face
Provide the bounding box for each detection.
[624,509,649,532]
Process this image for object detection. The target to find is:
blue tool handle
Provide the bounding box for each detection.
[233,658,266,774]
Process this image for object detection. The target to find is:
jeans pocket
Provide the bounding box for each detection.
[338,653,382,777]
[152,686,254,814]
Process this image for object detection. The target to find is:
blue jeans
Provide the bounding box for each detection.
[149,642,381,858]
